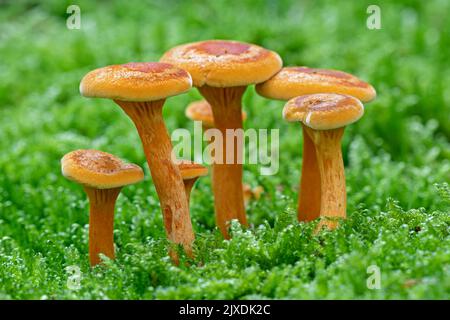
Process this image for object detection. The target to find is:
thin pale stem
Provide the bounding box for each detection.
[84,187,121,266]
[198,85,247,239]
[305,127,346,230]
[298,125,321,221]
[115,100,194,258]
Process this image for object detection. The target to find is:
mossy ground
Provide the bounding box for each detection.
[0,0,448,299]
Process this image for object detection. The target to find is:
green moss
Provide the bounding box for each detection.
[0,0,448,299]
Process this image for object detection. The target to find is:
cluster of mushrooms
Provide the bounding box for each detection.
[61,40,376,266]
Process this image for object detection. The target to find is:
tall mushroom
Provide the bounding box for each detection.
[162,40,282,238]
[282,93,365,229]
[61,149,144,266]
[80,62,195,257]
[185,100,255,220]
[177,160,208,205]
[256,67,376,222]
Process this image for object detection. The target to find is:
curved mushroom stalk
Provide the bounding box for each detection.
[198,85,247,238]
[80,62,194,261]
[298,126,322,221]
[304,126,346,230]
[115,99,194,257]
[84,187,121,266]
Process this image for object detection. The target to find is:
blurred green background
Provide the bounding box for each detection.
[0,0,448,299]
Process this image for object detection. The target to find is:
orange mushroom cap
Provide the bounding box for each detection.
[283,93,364,130]
[61,149,144,189]
[177,160,208,180]
[80,62,192,102]
[257,67,376,102]
[161,40,282,88]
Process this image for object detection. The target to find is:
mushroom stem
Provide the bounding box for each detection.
[115,99,194,257]
[198,85,247,238]
[298,125,322,221]
[183,178,197,206]
[84,186,121,266]
[304,127,346,230]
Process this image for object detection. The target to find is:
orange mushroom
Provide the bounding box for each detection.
[162,41,282,238]
[61,149,144,266]
[186,99,247,130]
[257,67,376,223]
[185,100,255,221]
[80,62,195,258]
[177,160,208,205]
[283,93,365,229]
[243,183,264,206]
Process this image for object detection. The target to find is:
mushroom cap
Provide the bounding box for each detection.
[160,40,282,87]
[185,99,247,128]
[177,160,208,180]
[283,93,364,130]
[80,62,192,102]
[61,150,144,189]
[256,67,376,102]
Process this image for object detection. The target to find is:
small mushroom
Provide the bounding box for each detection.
[186,99,247,130]
[283,93,364,229]
[177,160,208,204]
[80,62,195,258]
[186,100,215,130]
[243,183,253,206]
[257,67,375,222]
[162,40,282,238]
[243,183,264,206]
[61,149,144,266]
[252,186,264,200]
